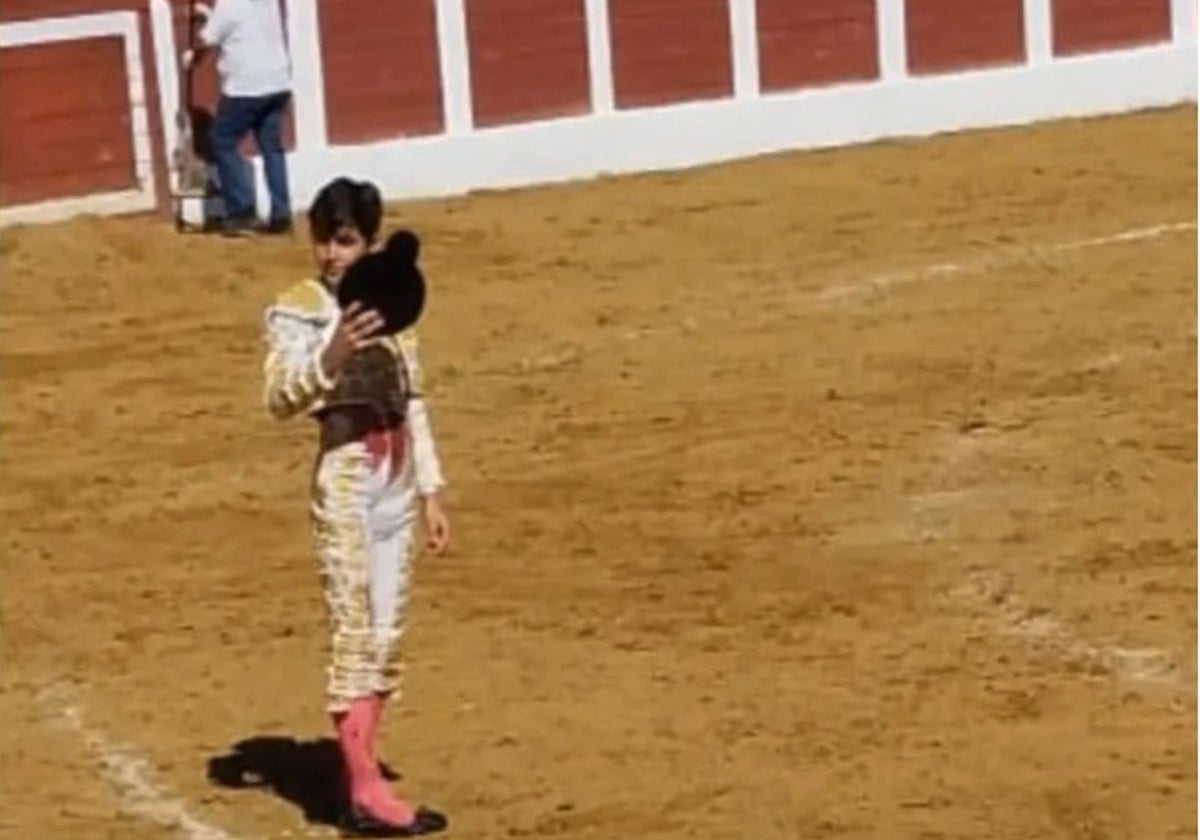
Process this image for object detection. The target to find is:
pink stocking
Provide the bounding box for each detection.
[333,698,414,827]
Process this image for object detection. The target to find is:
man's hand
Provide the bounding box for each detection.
[183,2,212,67]
[419,494,450,555]
[320,302,384,379]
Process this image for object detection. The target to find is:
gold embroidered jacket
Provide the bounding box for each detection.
[261,277,447,495]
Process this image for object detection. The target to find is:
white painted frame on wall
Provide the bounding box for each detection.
[876,0,909,81]
[1023,0,1054,65]
[434,0,474,134]
[0,10,156,226]
[728,0,760,100]
[1170,0,1197,43]
[583,0,615,113]
[285,0,329,150]
[148,0,181,195]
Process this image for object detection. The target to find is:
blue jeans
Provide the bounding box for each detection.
[211,91,292,223]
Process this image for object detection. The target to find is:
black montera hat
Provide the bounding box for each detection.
[336,229,427,335]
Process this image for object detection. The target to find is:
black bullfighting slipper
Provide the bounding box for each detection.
[339,805,448,838]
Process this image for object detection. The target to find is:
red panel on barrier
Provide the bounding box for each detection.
[466,0,591,127]
[318,0,443,144]
[756,0,879,91]
[0,37,136,205]
[906,0,1026,74]
[1052,0,1172,55]
[609,0,733,109]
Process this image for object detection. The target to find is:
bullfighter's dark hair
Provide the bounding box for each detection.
[307,177,383,244]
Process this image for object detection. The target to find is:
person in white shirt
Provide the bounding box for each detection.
[186,0,293,236]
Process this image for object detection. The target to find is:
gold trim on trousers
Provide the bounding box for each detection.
[310,436,416,713]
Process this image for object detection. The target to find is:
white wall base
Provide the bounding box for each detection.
[262,41,1195,216]
[0,188,154,227]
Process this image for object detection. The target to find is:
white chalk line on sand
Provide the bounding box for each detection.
[815,220,1196,303]
[891,472,1188,692]
[498,219,1197,376]
[815,216,1195,693]
[911,435,1191,692]
[44,685,245,840]
[951,570,1187,689]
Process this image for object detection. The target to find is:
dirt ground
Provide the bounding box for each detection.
[1,106,1196,840]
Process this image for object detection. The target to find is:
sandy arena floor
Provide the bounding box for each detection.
[1,106,1196,840]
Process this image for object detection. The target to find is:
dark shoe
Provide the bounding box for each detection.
[219,216,258,238]
[339,805,447,838]
[259,218,294,236]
